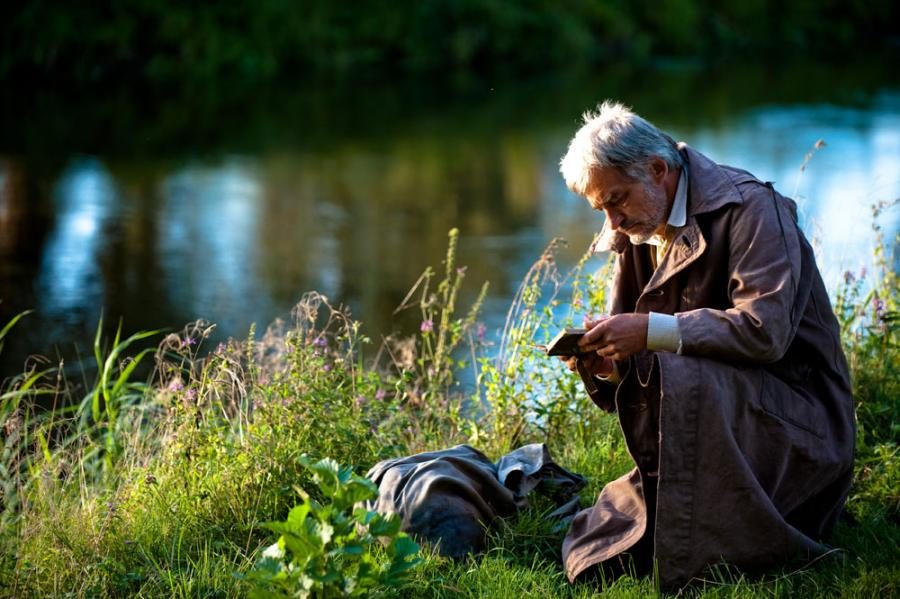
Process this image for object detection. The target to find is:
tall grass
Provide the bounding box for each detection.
[1,212,898,597]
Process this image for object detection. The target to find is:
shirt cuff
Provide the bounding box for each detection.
[647,312,683,354]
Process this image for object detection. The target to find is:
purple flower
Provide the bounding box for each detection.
[181,337,196,348]
[186,389,197,401]
[375,388,387,401]
[168,381,184,392]
[420,319,434,333]
[476,323,487,341]
[323,364,332,372]
[315,336,327,348]
[354,395,366,408]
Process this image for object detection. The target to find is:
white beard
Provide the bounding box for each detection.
[626,183,669,245]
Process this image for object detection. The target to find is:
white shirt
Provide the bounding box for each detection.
[645,166,687,354]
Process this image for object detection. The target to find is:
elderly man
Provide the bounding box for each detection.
[557,101,855,589]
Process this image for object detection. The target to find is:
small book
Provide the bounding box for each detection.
[544,328,589,356]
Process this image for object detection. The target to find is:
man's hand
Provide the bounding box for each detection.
[577,313,649,361]
[559,352,616,378]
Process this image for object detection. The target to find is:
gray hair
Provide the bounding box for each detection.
[559,100,683,195]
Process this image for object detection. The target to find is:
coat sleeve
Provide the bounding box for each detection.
[675,184,805,363]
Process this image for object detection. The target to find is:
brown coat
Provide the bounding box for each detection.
[562,145,856,589]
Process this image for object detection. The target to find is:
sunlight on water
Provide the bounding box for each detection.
[158,160,267,331]
[1,64,898,375]
[37,159,116,322]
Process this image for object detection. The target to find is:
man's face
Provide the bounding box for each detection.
[584,165,669,245]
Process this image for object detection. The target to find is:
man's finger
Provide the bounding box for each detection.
[579,320,608,347]
[596,345,615,357]
[579,342,605,354]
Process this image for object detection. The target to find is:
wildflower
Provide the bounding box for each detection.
[375,388,387,401]
[315,336,327,347]
[354,395,366,408]
[420,319,434,333]
[323,364,332,372]
[181,337,196,348]
[873,297,886,319]
[186,389,197,401]
[457,266,467,277]
[476,323,487,341]
[168,380,184,393]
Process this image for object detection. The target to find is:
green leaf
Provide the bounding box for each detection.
[286,502,311,534]
[281,531,319,560]
[367,512,401,537]
[335,478,377,508]
[332,542,364,557]
[306,458,340,497]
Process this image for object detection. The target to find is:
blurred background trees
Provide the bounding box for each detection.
[2,0,897,82]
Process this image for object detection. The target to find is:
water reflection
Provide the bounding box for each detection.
[36,159,116,322]
[0,63,898,378]
[158,160,266,332]
[680,96,900,284]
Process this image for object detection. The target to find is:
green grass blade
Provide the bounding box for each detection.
[0,309,33,354]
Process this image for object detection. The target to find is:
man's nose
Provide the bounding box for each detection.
[606,209,624,230]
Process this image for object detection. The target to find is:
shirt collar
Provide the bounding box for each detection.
[667,164,689,228]
[645,164,689,246]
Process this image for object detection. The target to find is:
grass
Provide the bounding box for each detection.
[1,215,898,598]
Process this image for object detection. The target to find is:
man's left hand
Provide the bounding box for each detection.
[578,313,649,361]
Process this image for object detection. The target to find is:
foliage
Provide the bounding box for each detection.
[0,220,898,597]
[2,1,896,81]
[475,238,612,455]
[384,227,488,452]
[834,199,900,520]
[243,456,420,598]
[76,316,162,476]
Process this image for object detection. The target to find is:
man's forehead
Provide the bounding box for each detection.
[587,166,631,196]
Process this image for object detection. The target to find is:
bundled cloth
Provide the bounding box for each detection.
[365,444,586,557]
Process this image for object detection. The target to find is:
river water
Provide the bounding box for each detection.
[1,60,899,379]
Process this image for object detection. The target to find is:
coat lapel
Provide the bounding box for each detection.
[639,219,707,299]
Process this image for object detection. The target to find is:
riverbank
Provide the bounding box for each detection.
[1,228,898,597]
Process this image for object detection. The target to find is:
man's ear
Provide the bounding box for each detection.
[649,157,668,184]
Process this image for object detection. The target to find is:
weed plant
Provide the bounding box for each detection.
[1,209,898,597]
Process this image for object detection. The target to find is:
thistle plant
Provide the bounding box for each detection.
[475,237,613,454]
[388,228,488,448]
